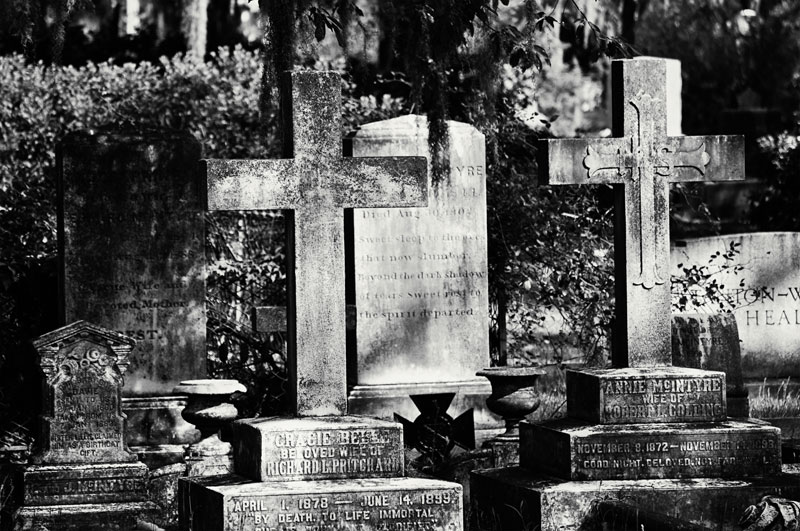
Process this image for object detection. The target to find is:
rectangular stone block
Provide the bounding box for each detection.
[232,416,404,482]
[567,367,727,424]
[471,467,800,531]
[15,501,157,531]
[179,475,463,531]
[22,462,149,505]
[521,419,781,480]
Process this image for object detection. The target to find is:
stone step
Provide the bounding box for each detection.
[232,416,404,482]
[567,367,727,424]
[521,418,780,481]
[14,501,158,531]
[179,474,463,531]
[21,462,149,506]
[471,466,800,531]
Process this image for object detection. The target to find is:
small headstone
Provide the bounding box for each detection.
[348,115,495,433]
[59,129,206,456]
[32,322,137,465]
[15,321,155,530]
[672,232,800,379]
[672,313,750,417]
[180,71,464,531]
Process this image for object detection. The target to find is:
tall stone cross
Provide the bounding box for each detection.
[205,71,427,416]
[539,58,744,367]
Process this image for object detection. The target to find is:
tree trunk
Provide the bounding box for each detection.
[621,0,636,46]
[182,0,209,57]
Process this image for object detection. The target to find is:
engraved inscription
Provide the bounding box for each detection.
[569,431,780,479]
[263,429,402,478]
[30,477,141,496]
[225,488,461,531]
[600,376,724,422]
[353,148,490,385]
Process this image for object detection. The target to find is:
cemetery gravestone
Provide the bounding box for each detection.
[472,58,788,531]
[180,71,464,531]
[671,232,800,380]
[15,321,155,530]
[59,130,205,459]
[347,115,495,434]
[672,313,750,417]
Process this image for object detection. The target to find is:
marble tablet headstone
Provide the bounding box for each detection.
[672,232,800,379]
[59,130,206,396]
[350,115,489,386]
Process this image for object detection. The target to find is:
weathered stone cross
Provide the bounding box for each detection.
[205,71,427,416]
[539,58,744,368]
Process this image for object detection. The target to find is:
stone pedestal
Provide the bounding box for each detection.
[471,467,800,531]
[471,365,782,528]
[175,379,246,477]
[524,418,780,480]
[180,416,464,531]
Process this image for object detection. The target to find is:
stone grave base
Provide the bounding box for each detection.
[347,379,502,444]
[232,416,405,481]
[179,474,463,531]
[471,466,800,531]
[21,462,149,505]
[14,501,157,530]
[523,418,781,480]
[566,367,726,424]
[123,395,200,468]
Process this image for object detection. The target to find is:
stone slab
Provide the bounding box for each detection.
[59,130,207,396]
[566,367,726,424]
[521,419,781,480]
[671,232,800,379]
[349,115,490,387]
[179,475,463,531]
[14,501,158,531]
[471,467,800,531]
[22,462,148,505]
[232,416,404,482]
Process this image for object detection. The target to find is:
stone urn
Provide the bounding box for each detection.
[476,367,546,440]
[173,379,246,475]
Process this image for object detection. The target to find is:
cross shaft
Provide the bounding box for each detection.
[205,71,427,415]
[539,58,744,367]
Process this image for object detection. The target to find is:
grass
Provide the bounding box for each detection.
[750,377,800,418]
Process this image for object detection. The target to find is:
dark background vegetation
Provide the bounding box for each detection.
[0,0,798,433]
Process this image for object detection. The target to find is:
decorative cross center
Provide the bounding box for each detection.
[539,58,744,367]
[204,71,428,416]
[582,91,712,290]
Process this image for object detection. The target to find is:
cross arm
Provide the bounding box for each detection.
[538,137,632,185]
[664,135,745,182]
[336,156,428,208]
[204,159,298,211]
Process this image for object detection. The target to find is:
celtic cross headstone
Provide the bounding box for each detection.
[540,58,745,367]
